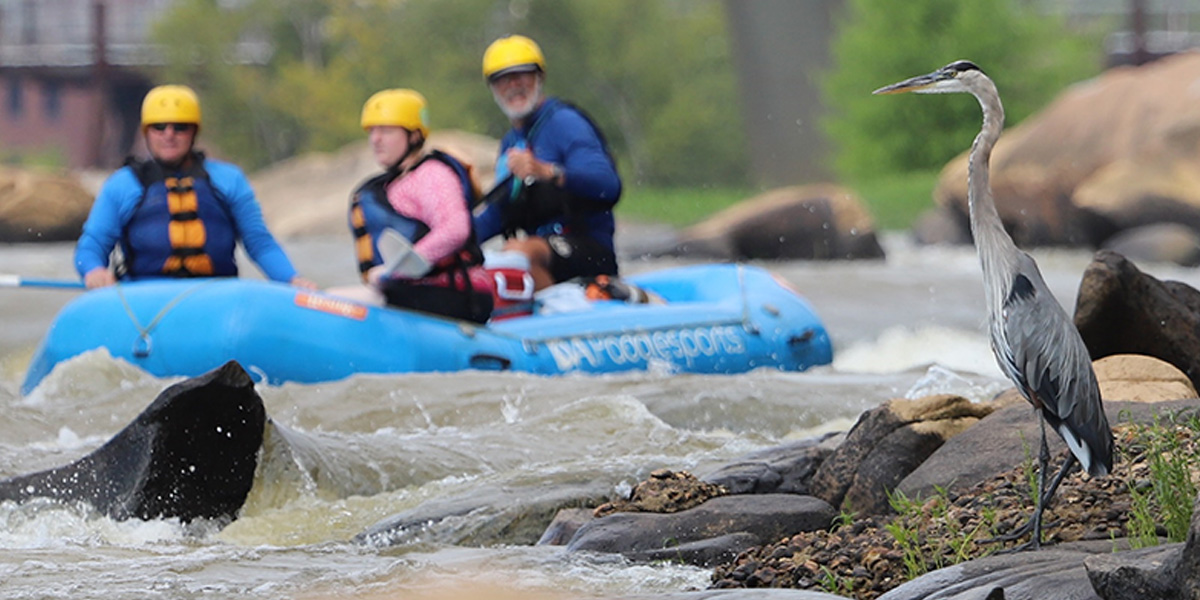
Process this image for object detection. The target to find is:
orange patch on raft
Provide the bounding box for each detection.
[294,293,369,321]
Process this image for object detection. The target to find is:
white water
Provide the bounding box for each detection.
[1,234,1196,599]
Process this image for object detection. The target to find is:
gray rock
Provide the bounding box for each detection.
[567,494,836,565]
[877,548,1104,600]
[898,398,1200,500]
[1084,544,1185,600]
[537,507,594,546]
[354,481,611,547]
[1085,490,1200,599]
[910,206,972,246]
[629,532,763,568]
[611,590,850,600]
[700,433,843,495]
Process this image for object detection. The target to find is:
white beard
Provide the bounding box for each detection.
[493,79,543,121]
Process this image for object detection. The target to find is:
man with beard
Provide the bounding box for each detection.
[474,35,622,291]
[75,85,312,290]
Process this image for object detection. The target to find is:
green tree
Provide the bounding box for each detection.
[822,0,1103,182]
[149,0,747,185]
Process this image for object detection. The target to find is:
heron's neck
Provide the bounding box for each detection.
[967,88,1018,292]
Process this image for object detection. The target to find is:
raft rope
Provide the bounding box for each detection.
[115,280,218,357]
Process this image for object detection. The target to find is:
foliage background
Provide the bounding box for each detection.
[151,0,1112,227]
[821,0,1104,182]
[152,0,747,188]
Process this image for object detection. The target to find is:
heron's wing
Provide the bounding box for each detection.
[999,255,1113,476]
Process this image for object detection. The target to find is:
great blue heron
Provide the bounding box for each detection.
[873,61,1114,549]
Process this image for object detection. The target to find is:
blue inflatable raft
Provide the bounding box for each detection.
[21,263,832,394]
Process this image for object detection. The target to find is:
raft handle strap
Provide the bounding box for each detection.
[116,280,219,357]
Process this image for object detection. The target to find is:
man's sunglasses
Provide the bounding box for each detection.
[149,123,196,133]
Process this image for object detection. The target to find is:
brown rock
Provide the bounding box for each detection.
[0,166,94,242]
[810,394,994,514]
[592,469,727,518]
[1094,354,1199,403]
[1076,159,1200,234]
[934,53,1200,248]
[674,184,885,260]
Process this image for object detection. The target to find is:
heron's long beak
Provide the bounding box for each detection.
[872,71,945,95]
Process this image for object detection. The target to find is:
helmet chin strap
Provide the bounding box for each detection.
[386,133,425,173]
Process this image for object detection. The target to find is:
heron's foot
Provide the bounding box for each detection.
[979,517,1059,547]
[979,519,1033,544]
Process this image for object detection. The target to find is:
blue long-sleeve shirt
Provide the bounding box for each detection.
[75,157,298,283]
[474,98,622,247]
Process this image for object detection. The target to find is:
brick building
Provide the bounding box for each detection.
[0,0,180,169]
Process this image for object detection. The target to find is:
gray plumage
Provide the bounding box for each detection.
[874,60,1114,547]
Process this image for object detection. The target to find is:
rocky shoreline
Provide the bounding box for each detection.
[707,421,1191,598]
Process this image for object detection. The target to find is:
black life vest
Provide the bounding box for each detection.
[500,100,618,239]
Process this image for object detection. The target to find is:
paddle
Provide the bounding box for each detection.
[0,274,86,290]
[378,228,431,278]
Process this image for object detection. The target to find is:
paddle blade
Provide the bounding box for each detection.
[379,229,431,278]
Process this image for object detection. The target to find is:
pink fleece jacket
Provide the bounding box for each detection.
[385,158,492,292]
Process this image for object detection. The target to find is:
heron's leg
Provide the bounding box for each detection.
[1038,452,1078,509]
[983,413,1058,549]
[1029,413,1052,549]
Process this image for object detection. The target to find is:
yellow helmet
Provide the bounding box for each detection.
[141,85,202,131]
[482,35,546,81]
[360,89,430,137]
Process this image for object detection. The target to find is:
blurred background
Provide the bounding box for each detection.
[0,0,1192,232]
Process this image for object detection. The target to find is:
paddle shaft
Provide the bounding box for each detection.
[0,274,86,290]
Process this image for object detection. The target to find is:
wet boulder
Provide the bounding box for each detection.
[0,360,265,523]
[0,166,94,242]
[566,494,837,567]
[671,184,885,260]
[700,432,844,496]
[1074,250,1200,390]
[354,480,611,547]
[809,394,994,515]
[911,205,972,246]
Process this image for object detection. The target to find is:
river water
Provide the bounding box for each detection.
[1,233,1197,599]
